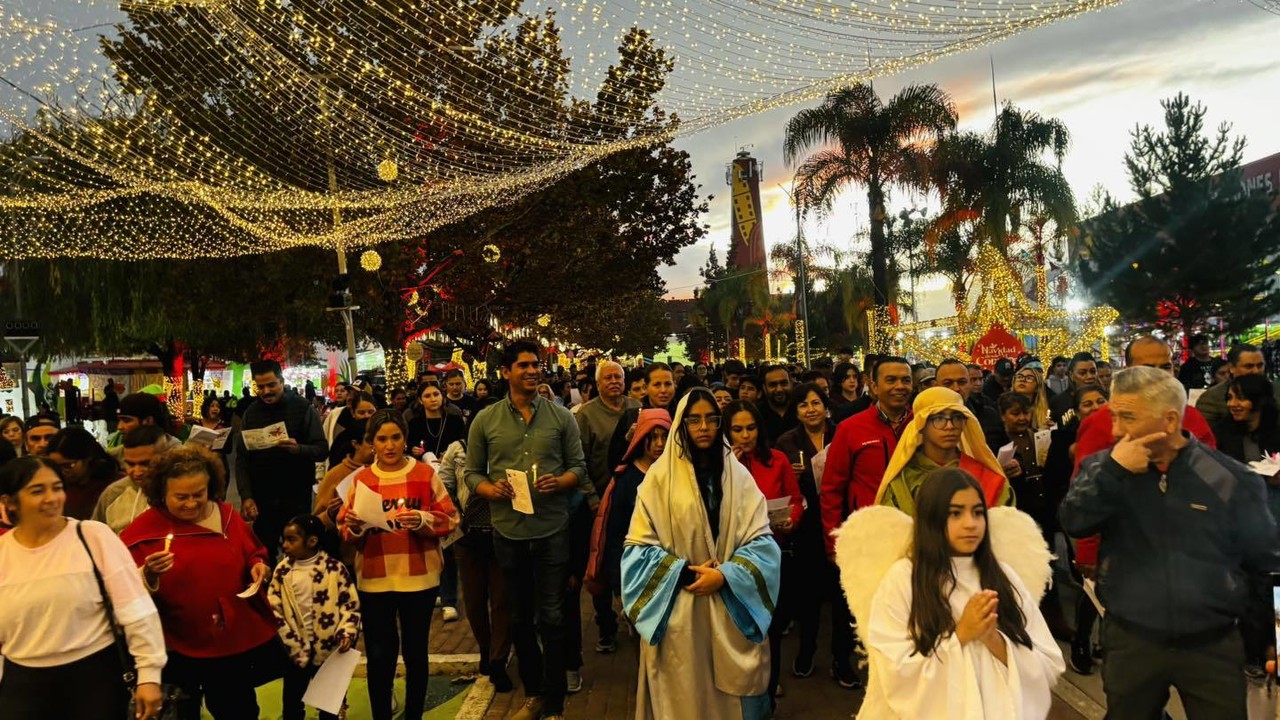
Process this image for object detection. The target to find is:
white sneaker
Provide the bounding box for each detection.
[566,669,583,693]
[442,606,459,622]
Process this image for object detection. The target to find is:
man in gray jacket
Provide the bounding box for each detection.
[1061,366,1280,719]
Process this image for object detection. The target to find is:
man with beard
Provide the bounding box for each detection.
[760,364,798,443]
[607,363,677,472]
[235,359,328,563]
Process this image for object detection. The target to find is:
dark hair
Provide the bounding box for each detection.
[443,369,465,381]
[760,364,789,382]
[0,415,24,439]
[788,382,831,424]
[474,378,494,395]
[1067,352,1096,375]
[965,363,983,372]
[119,392,166,426]
[833,361,859,386]
[286,513,328,542]
[26,412,60,430]
[644,363,673,383]
[1227,374,1279,434]
[1210,357,1227,378]
[872,355,912,382]
[0,456,59,506]
[864,353,881,374]
[390,388,407,401]
[738,375,760,390]
[1228,343,1260,367]
[1073,384,1108,409]
[676,388,726,473]
[908,468,1033,657]
[147,445,227,508]
[936,359,966,373]
[250,359,284,380]
[1096,360,1112,369]
[200,395,225,419]
[625,368,646,386]
[722,359,746,376]
[501,339,543,369]
[723,400,773,466]
[364,408,408,443]
[123,424,168,450]
[47,427,117,482]
[997,391,1032,414]
[1051,355,1068,366]
[1188,334,1209,348]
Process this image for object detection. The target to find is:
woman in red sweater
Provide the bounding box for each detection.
[338,409,459,720]
[120,445,280,720]
[724,399,803,708]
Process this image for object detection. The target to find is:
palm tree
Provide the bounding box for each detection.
[783,83,958,325]
[928,103,1076,258]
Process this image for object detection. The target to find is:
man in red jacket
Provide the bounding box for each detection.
[820,356,914,556]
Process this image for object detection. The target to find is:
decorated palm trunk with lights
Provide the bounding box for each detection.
[727,151,771,358]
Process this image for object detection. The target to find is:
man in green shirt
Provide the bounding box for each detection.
[465,339,586,720]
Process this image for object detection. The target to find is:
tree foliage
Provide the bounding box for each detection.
[1078,94,1280,337]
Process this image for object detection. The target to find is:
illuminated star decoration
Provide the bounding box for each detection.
[891,245,1117,364]
[0,0,1126,259]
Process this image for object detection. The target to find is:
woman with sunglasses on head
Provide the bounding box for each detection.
[622,387,781,720]
[876,387,1014,516]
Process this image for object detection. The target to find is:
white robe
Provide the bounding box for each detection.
[867,557,1064,720]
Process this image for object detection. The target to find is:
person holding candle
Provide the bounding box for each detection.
[465,340,587,720]
[120,444,281,720]
[774,382,853,685]
[0,456,167,719]
[338,409,460,720]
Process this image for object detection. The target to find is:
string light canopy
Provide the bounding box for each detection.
[0,0,1124,259]
[892,245,1117,364]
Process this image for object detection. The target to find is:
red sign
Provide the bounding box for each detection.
[970,326,1025,370]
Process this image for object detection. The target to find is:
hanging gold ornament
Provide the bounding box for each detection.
[376,159,399,182]
[360,250,382,271]
[482,244,501,263]
[537,314,551,327]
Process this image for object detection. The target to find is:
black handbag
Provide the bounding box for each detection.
[75,521,184,720]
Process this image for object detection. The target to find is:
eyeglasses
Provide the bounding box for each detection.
[684,414,722,429]
[1014,373,1038,383]
[927,413,969,429]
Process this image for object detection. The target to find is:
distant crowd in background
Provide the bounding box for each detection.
[2,333,1279,720]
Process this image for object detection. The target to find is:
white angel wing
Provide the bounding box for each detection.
[833,505,914,643]
[987,506,1054,602]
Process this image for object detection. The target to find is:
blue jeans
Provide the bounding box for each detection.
[493,527,571,713]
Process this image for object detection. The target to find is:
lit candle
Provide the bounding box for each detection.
[396,498,406,511]
[163,533,173,553]
[798,451,805,469]
[532,463,538,480]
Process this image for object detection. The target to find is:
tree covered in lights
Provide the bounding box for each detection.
[1079,94,1280,338]
[0,2,705,372]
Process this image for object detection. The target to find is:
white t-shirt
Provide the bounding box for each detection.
[0,520,165,682]
[287,554,320,644]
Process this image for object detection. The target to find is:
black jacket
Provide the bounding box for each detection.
[235,390,327,502]
[1210,418,1280,465]
[1061,436,1280,641]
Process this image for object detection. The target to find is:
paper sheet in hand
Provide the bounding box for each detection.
[334,468,359,508]
[810,447,829,487]
[242,421,289,451]
[303,649,362,714]
[506,469,535,515]
[997,442,1017,467]
[1034,429,1052,466]
[766,497,792,524]
[235,579,261,598]
[186,424,231,450]
[1082,578,1105,617]
[353,481,393,531]
[1249,458,1280,478]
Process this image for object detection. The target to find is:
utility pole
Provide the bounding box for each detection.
[780,182,811,367]
[314,75,360,379]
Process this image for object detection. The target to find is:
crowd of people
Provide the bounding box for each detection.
[0,335,1278,720]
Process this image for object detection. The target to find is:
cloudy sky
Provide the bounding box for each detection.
[3,0,1278,323]
[662,0,1280,318]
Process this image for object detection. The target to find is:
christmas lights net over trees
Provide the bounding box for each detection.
[0,0,1124,259]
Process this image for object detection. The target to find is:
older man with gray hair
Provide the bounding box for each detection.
[1060,366,1280,720]
[564,359,640,686]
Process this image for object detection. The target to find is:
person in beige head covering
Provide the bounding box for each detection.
[876,387,1014,515]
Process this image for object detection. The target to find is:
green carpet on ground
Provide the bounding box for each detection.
[199,676,470,719]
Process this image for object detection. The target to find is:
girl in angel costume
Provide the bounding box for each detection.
[622,387,781,720]
[836,467,1064,719]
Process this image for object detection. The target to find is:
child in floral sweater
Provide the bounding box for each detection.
[268,514,362,720]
